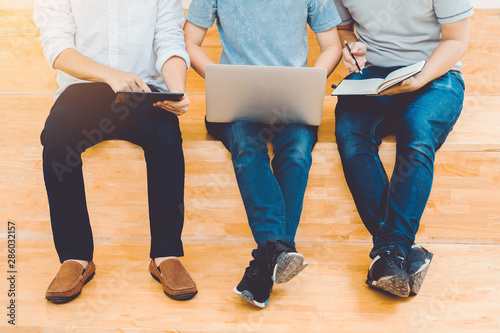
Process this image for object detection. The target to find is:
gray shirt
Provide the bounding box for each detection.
[333,0,473,72]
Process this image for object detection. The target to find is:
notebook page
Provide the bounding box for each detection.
[332,78,384,95]
[378,61,427,92]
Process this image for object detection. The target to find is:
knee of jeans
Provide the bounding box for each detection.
[41,117,72,149]
[335,130,368,163]
[335,121,349,143]
[274,131,314,169]
[397,122,438,166]
[280,146,312,170]
[144,122,182,150]
[397,128,436,169]
[397,140,436,170]
[231,142,268,172]
[41,120,90,168]
[335,121,359,156]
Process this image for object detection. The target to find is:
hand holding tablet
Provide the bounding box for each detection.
[115,91,185,105]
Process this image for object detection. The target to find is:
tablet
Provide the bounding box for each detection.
[115,91,184,105]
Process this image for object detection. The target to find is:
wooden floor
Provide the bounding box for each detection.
[1,7,500,333]
[2,241,500,333]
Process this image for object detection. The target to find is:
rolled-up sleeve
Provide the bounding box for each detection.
[154,0,190,73]
[33,0,76,68]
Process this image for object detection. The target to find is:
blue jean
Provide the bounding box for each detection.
[335,68,465,257]
[206,120,317,247]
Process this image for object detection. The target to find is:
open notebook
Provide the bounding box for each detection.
[332,60,426,96]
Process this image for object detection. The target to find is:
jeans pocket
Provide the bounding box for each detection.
[450,71,466,91]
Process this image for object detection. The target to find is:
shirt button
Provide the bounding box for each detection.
[111,57,117,62]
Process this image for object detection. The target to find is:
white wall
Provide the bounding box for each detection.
[0,0,33,8]
[182,0,499,9]
[1,0,499,10]
[472,0,500,7]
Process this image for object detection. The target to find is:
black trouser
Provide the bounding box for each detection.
[41,83,185,263]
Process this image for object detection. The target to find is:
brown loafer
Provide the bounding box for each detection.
[149,258,198,300]
[46,261,95,304]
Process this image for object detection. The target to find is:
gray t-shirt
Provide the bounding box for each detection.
[333,0,473,72]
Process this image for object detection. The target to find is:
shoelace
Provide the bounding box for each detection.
[381,250,406,270]
[248,240,295,279]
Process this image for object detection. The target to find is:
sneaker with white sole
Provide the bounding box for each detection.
[366,246,410,298]
[269,240,308,284]
[407,245,433,296]
[233,248,273,309]
[233,240,308,308]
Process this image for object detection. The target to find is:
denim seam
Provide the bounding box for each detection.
[368,109,393,234]
[450,72,466,91]
[380,175,395,240]
[432,75,465,151]
[435,105,464,152]
[370,109,392,193]
[280,197,286,236]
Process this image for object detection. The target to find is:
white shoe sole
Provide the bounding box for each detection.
[273,252,308,284]
[409,252,433,295]
[233,286,268,309]
[368,273,410,298]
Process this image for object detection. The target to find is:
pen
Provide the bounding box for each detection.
[344,40,363,75]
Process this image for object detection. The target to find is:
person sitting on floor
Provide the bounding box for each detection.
[332,0,473,297]
[184,0,342,308]
[34,0,197,303]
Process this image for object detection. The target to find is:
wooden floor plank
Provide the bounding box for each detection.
[2,95,500,149]
[2,143,500,244]
[1,9,499,97]
[0,240,499,332]
[1,7,500,333]
[1,6,500,333]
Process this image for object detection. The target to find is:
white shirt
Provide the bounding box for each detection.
[33,0,190,100]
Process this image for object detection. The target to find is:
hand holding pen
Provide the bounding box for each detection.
[342,40,367,74]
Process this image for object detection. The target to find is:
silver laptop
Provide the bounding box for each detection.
[205,64,327,126]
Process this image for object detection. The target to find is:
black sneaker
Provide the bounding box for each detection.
[407,245,434,296]
[233,240,308,308]
[366,246,410,297]
[268,240,308,284]
[233,248,273,308]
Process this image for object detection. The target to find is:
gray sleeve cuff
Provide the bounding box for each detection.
[437,7,474,24]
